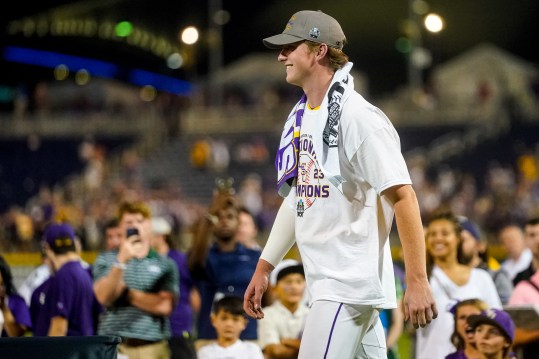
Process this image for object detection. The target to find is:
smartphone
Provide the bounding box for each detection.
[126,228,140,239]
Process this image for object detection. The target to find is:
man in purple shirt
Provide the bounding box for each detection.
[29,275,53,336]
[39,222,100,336]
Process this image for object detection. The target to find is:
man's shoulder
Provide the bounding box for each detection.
[146,252,177,269]
[343,92,394,131]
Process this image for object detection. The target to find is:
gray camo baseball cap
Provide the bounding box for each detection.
[263,10,346,50]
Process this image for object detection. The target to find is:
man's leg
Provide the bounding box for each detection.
[299,300,386,359]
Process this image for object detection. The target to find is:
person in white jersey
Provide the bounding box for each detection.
[243,9,437,359]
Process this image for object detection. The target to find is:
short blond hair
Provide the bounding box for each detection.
[117,201,151,221]
[305,40,349,71]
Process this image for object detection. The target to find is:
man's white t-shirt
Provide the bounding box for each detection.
[197,340,264,359]
[286,92,411,309]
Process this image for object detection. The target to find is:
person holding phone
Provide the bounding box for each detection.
[188,178,261,346]
[93,200,179,359]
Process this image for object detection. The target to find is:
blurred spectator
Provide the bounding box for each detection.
[458,216,513,304]
[39,223,99,336]
[190,138,212,171]
[416,211,502,359]
[237,173,264,219]
[0,255,31,336]
[103,218,123,251]
[513,218,539,285]
[467,309,516,359]
[17,253,52,306]
[258,261,308,359]
[93,201,179,358]
[3,206,34,251]
[234,206,261,250]
[209,138,230,173]
[446,298,488,359]
[150,216,197,359]
[29,264,53,337]
[508,218,539,358]
[188,187,260,343]
[499,224,532,281]
[197,295,264,359]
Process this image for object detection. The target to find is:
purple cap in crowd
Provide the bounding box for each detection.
[43,223,76,251]
[458,216,481,241]
[467,308,515,342]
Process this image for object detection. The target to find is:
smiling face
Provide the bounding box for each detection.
[426,219,461,261]
[277,41,318,87]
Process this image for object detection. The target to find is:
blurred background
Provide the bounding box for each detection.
[0,0,538,284]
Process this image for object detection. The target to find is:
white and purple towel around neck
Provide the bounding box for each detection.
[275,62,355,197]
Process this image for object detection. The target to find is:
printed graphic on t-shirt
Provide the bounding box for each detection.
[296,134,330,216]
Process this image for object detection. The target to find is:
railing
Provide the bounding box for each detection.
[0,110,160,139]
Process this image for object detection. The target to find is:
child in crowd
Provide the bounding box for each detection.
[446,298,488,359]
[258,260,309,359]
[467,309,516,359]
[197,295,263,359]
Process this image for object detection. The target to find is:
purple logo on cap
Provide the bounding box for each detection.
[468,308,515,342]
[43,223,75,249]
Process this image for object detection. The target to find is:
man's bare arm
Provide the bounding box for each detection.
[383,184,438,328]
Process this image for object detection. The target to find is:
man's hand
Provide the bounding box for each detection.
[403,278,438,329]
[208,188,238,218]
[244,259,273,319]
[118,231,145,262]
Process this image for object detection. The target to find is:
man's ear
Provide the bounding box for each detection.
[316,43,329,58]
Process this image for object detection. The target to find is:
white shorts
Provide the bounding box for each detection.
[299,300,387,359]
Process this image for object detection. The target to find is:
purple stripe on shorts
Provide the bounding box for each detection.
[324,302,343,359]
